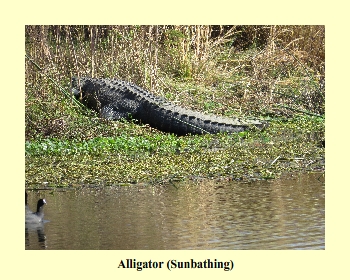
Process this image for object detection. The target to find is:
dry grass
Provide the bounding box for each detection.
[25,25,325,140]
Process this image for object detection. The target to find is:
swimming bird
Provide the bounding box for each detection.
[25,198,47,224]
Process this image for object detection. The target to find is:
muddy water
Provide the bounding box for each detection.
[25,173,324,250]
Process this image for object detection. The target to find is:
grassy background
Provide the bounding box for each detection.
[25,25,325,187]
[25,25,324,140]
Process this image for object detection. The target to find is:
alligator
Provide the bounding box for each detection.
[72,77,267,135]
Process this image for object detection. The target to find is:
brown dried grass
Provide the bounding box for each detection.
[25,25,325,139]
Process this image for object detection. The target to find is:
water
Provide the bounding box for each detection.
[25,173,325,250]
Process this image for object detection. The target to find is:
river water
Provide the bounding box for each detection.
[25,173,324,250]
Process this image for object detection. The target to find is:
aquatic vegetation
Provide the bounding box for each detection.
[25,116,324,187]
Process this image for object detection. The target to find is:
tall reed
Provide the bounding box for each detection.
[25,25,325,140]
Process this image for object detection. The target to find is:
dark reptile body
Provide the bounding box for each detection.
[72,77,267,135]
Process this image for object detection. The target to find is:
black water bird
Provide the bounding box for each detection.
[25,197,47,224]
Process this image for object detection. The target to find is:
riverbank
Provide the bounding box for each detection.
[25,115,324,187]
[25,26,324,188]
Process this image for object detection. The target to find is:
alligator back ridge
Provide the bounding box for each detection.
[72,77,267,135]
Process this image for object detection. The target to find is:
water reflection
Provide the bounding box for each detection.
[25,222,48,249]
[25,173,325,250]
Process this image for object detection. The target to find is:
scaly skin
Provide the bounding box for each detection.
[72,77,267,135]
